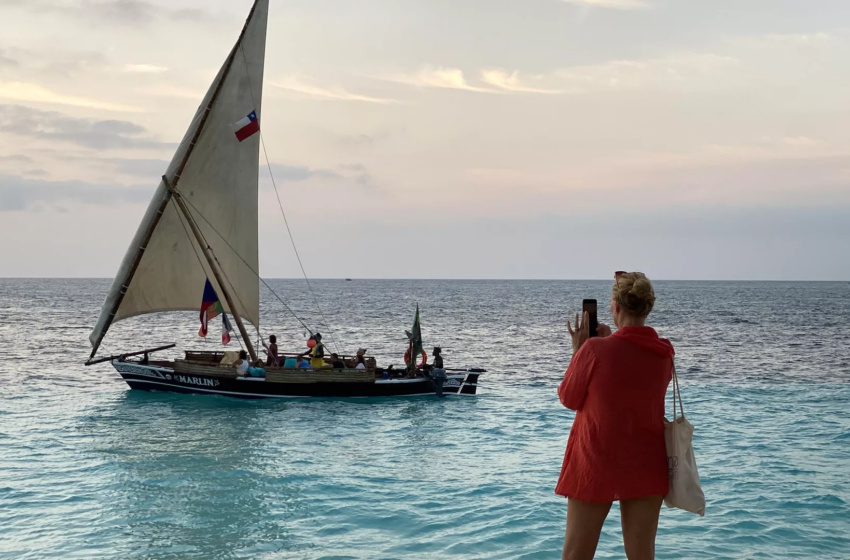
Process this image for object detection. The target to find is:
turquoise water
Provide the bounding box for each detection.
[1,279,849,558]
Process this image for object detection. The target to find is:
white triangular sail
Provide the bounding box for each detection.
[90,0,268,353]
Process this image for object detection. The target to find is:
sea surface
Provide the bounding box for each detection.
[1,279,849,559]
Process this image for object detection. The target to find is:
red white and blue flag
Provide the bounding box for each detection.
[198,279,223,338]
[234,110,259,142]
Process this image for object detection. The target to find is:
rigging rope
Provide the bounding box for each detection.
[238,44,341,355]
[174,192,256,343]
[178,194,314,336]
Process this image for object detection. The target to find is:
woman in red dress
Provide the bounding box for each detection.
[558,272,674,560]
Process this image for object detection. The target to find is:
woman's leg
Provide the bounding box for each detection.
[562,498,612,560]
[619,495,663,560]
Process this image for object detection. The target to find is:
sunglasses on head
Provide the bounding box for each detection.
[615,271,627,279]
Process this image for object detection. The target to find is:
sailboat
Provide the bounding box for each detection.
[84,0,483,399]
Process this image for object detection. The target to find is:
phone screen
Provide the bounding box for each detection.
[582,299,598,337]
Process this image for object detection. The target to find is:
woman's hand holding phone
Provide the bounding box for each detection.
[568,311,590,353]
[569,312,613,354]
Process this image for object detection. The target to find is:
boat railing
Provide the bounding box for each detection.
[184,350,378,370]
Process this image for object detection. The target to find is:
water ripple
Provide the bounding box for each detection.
[1,279,849,559]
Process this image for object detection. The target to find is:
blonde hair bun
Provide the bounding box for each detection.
[613,272,656,318]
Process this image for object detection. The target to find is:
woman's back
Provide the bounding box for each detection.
[557,326,673,502]
[558,271,679,559]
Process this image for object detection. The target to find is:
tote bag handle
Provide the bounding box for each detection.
[671,359,685,421]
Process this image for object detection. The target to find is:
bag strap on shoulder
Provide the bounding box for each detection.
[671,359,685,420]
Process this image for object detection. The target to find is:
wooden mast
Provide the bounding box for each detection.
[164,176,259,362]
[88,0,263,361]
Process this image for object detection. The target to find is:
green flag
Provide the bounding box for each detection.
[405,304,423,370]
[410,305,423,356]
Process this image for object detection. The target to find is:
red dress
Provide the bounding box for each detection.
[556,326,674,502]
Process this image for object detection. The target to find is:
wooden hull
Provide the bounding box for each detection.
[112,361,480,399]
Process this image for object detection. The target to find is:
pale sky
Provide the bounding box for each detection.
[1,0,848,280]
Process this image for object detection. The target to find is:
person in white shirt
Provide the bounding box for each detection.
[235,350,265,378]
[355,354,366,370]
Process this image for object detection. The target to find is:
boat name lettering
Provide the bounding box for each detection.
[174,375,220,387]
[444,379,461,387]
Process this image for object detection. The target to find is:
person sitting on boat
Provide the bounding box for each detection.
[432,347,444,370]
[355,354,367,370]
[296,335,318,366]
[236,350,266,378]
[429,346,448,389]
[329,353,346,369]
[261,334,280,367]
[347,348,367,368]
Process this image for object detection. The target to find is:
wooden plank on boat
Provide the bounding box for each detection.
[265,369,375,384]
[173,360,239,378]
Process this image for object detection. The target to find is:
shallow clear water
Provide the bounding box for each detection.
[1,279,849,559]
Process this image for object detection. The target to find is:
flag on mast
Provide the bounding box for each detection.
[198,279,223,338]
[405,304,423,371]
[222,314,233,345]
[410,305,422,357]
[234,110,259,142]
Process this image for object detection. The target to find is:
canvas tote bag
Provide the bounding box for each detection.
[663,361,706,516]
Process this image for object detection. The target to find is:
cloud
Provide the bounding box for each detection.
[0,46,107,78]
[549,53,740,93]
[0,154,33,163]
[0,174,150,211]
[725,32,839,52]
[387,56,734,94]
[0,105,171,150]
[23,169,50,178]
[1,0,220,26]
[111,158,170,177]
[171,7,220,23]
[264,163,339,182]
[764,136,825,148]
[0,49,17,68]
[336,127,406,147]
[123,63,168,74]
[262,163,375,188]
[141,85,205,100]
[481,70,563,94]
[758,32,835,46]
[336,163,372,187]
[271,76,401,104]
[385,66,498,93]
[86,0,158,24]
[0,82,141,112]
[560,0,649,9]
[391,54,739,98]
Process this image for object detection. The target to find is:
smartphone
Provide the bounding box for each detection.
[582,299,598,337]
